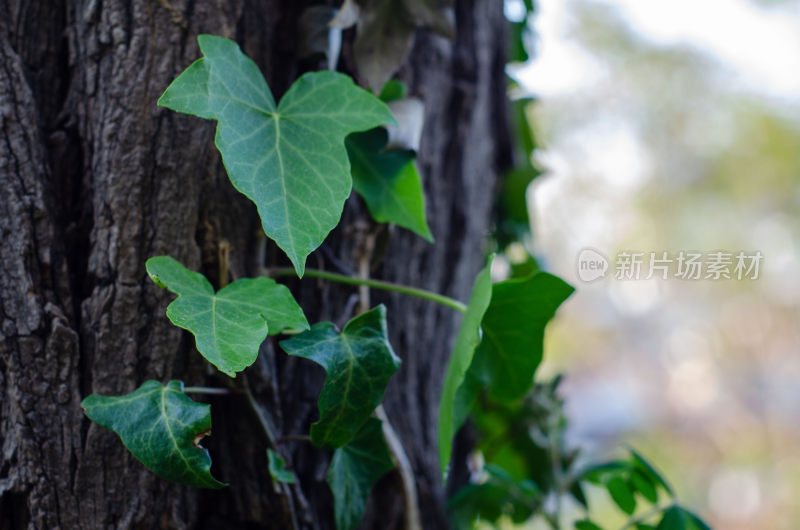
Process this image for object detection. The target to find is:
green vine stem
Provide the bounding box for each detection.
[618,502,676,530]
[264,267,467,313]
[183,386,234,395]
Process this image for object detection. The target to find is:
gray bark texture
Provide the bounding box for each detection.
[0,0,512,528]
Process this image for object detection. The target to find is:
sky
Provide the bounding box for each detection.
[517,0,800,102]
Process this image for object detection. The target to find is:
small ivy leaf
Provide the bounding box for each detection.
[580,460,633,484]
[575,521,604,530]
[81,380,226,489]
[448,463,539,527]
[630,469,659,503]
[146,256,308,377]
[327,417,395,530]
[570,480,589,510]
[346,128,433,241]
[280,305,401,448]
[469,272,574,402]
[354,0,417,93]
[267,448,296,484]
[607,476,637,515]
[656,506,710,530]
[158,35,395,276]
[378,79,408,102]
[656,506,695,530]
[385,97,425,151]
[437,257,494,476]
[631,448,674,496]
[351,0,453,92]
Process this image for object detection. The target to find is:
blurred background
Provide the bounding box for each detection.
[505,0,800,528]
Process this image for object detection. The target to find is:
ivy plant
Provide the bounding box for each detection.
[80,34,710,530]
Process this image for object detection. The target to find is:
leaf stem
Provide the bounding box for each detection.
[617,501,676,530]
[276,434,312,444]
[265,267,467,313]
[183,386,234,395]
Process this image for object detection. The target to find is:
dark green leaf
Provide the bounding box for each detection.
[346,128,433,241]
[379,79,408,102]
[146,256,308,376]
[656,506,690,530]
[280,305,401,448]
[327,417,395,530]
[570,480,589,509]
[631,449,674,496]
[636,525,657,530]
[607,476,636,515]
[656,506,711,530]
[448,464,539,528]
[159,35,395,275]
[682,507,712,530]
[470,272,574,401]
[581,460,633,484]
[500,166,540,224]
[267,448,295,484]
[575,521,604,530]
[438,258,494,475]
[82,380,225,489]
[630,469,659,503]
[509,20,530,63]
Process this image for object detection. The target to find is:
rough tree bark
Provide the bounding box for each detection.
[0,0,512,528]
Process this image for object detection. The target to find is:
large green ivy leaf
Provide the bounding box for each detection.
[346,128,432,241]
[469,272,574,402]
[158,35,395,276]
[146,256,308,377]
[280,305,401,448]
[327,417,395,530]
[81,380,225,488]
[437,257,494,475]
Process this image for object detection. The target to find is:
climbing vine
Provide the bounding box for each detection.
[81,26,710,530]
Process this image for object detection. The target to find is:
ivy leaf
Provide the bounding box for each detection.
[81,380,225,489]
[575,521,605,530]
[656,506,710,530]
[146,256,308,377]
[378,79,408,102]
[346,128,433,241]
[630,469,659,503]
[437,258,494,475]
[469,272,574,402]
[448,464,539,527]
[267,449,296,484]
[158,35,395,276]
[327,417,395,530]
[280,305,401,448]
[607,476,637,515]
[352,0,454,92]
[631,448,674,496]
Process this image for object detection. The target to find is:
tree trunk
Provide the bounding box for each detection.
[0,0,511,528]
